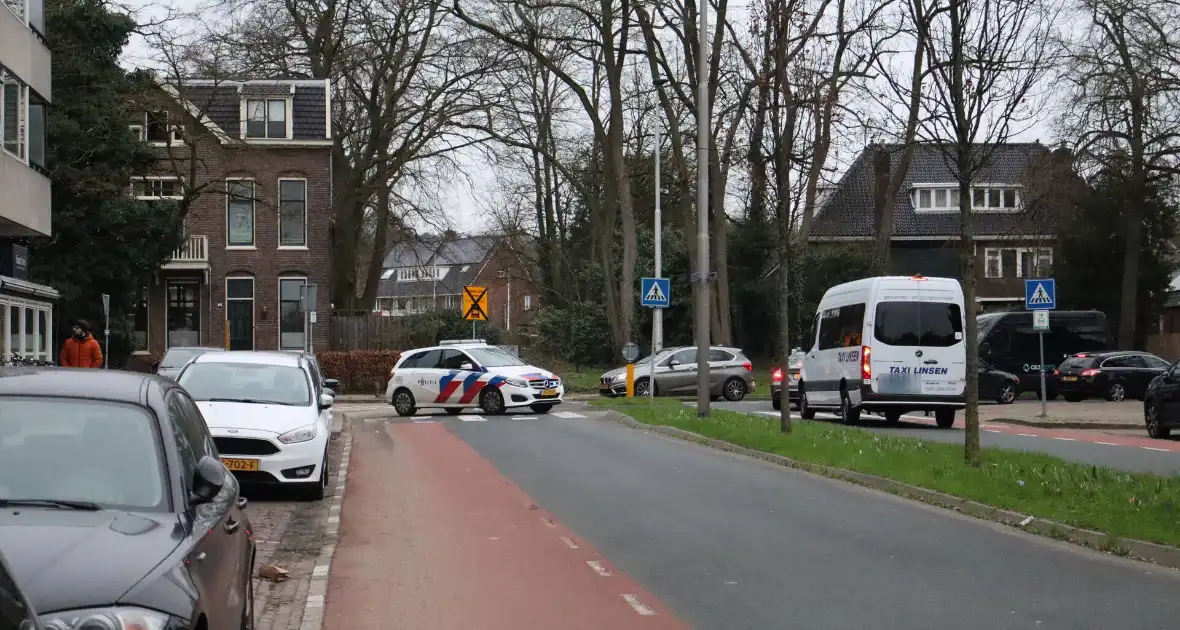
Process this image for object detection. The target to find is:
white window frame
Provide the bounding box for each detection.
[1,298,53,362]
[983,248,1003,278]
[241,97,293,140]
[912,183,1021,213]
[278,276,308,351]
[133,285,150,354]
[277,178,309,249]
[524,295,532,311]
[224,275,256,350]
[982,246,1052,279]
[133,176,184,200]
[137,111,183,146]
[1,71,28,163]
[225,178,257,249]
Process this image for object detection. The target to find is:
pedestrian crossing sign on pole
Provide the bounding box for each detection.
[640,277,671,308]
[1024,278,1056,310]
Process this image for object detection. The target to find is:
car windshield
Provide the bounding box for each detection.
[0,398,167,510]
[179,363,312,406]
[466,347,526,367]
[160,348,207,368]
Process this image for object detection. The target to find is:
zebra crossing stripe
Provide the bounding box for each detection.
[513,416,538,420]
[550,411,586,419]
[462,415,487,422]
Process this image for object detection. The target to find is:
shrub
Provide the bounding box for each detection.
[318,350,401,395]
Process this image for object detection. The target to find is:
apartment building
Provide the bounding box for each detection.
[131,78,332,356]
[0,0,57,362]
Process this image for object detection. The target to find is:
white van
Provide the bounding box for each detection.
[799,275,967,427]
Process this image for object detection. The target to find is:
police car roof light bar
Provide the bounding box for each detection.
[439,339,487,346]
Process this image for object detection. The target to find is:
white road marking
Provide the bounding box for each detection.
[513,416,538,420]
[621,594,656,616]
[1095,442,1118,446]
[984,429,1001,433]
[1143,447,1170,452]
[463,415,487,422]
[412,419,438,424]
[587,560,612,576]
[1053,437,1076,442]
[560,536,581,549]
[551,411,586,419]
[1017,433,1037,437]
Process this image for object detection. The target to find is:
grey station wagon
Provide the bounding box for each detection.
[600,345,756,401]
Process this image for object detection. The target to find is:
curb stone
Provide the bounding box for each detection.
[988,417,1136,431]
[598,409,1180,571]
[297,421,354,630]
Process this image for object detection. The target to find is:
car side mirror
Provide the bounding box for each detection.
[460,362,474,370]
[190,456,226,506]
[323,388,335,398]
[668,359,680,367]
[151,360,160,373]
[319,393,334,410]
[323,378,340,390]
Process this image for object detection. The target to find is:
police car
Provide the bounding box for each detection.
[385,339,564,416]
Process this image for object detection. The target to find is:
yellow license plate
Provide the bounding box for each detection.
[1062,376,1077,382]
[542,388,558,397]
[221,458,260,471]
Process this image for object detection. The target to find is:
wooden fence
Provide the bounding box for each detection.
[329,315,414,350]
[1146,334,1180,361]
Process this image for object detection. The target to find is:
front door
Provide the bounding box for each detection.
[226,277,254,351]
[167,281,201,347]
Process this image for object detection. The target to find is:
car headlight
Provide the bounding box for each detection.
[505,377,529,388]
[278,424,318,444]
[41,606,184,630]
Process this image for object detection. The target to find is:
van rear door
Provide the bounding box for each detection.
[871,282,966,397]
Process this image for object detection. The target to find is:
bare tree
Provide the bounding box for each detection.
[919,0,1058,465]
[1056,0,1180,348]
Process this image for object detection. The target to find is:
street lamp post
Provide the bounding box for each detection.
[695,0,711,417]
[652,79,668,385]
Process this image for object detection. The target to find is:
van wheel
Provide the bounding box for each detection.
[935,409,955,428]
[840,391,860,425]
[392,389,416,417]
[723,378,746,401]
[799,390,816,420]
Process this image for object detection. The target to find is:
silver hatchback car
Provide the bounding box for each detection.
[599,345,756,401]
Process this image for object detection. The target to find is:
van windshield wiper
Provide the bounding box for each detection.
[0,498,102,510]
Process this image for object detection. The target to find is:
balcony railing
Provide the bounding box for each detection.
[164,235,209,268]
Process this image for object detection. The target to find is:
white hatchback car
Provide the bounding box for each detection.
[177,351,333,500]
[385,340,564,416]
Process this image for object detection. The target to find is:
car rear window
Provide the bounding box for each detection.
[1059,356,1098,370]
[160,348,205,368]
[874,301,964,347]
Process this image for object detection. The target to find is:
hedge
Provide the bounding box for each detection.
[318,350,401,395]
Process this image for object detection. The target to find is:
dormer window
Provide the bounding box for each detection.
[131,111,182,146]
[244,98,289,139]
[911,184,1020,213]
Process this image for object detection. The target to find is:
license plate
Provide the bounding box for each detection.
[541,388,558,397]
[221,458,260,472]
[1062,376,1077,382]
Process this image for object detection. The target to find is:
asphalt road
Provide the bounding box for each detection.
[710,400,1180,476]
[446,405,1180,629]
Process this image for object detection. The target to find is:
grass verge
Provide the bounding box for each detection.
[594,397,1180,548]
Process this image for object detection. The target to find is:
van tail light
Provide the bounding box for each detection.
[772,368,783,383]
[743,362,753,372]
[861,345,871,379]
[1080,368,1100,377]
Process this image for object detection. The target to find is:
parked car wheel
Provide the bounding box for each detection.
[997,381,1017,405]
[392,388,416,417]
[935,408,956,428]
[723,377,746,402]
[772,395,781,411]
[297,453,329,501]
[1146,401,1171,439]
[1106,382,1126,402]
[634,377,653,397]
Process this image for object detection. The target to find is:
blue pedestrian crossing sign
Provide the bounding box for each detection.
[1024,278,1056,310]
[640,277,671,308]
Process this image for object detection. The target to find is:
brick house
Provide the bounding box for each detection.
[809,142,1077,312]
[374,233,539,332]
[130,78,332,356]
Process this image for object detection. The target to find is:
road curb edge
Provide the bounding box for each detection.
[988,417,1135,430]
[600,409,1180,571]
[297,420,354,630]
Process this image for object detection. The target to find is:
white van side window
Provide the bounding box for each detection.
[818,304,866,350]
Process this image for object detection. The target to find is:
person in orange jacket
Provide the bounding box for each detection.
[60,319,103,368]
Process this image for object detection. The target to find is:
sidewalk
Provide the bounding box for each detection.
[978,399,1142,429]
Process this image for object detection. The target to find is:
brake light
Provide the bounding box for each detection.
[911,274,926,280]
[743,362,753,372]
[1053,368,1059,376]
[772,368,783,383]
[1081,368,1100,377]
[861,345,871,379]
[1076,353,1087,358]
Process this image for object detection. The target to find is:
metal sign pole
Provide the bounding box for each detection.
[101,293,110,369]
[1038,330,1047,418]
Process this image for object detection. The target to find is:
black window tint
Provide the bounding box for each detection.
[874,301,963,347]
[174,392,217,458]
[414,350,443,369]
[818,304,866,350]
[817,308,843,350]
[1059,356,1098,370]
[808,313,820,350]
[0,551,33,630]
[399,352,423,368]
[167,395,201,491]
[709,349,734,362]
[440,350,470,370]
[1145,355,1170,369]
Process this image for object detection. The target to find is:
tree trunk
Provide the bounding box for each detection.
[359,183,393,306]
[1118,95,1146,348]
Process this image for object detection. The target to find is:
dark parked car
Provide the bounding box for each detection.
[771,350,805,411]
[0,546,39,629]
[1144,359,1180,438]
[0,369,255,629]
[153,346,223,380]
[976,359,1021,404]
[1054,351,1170,402]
